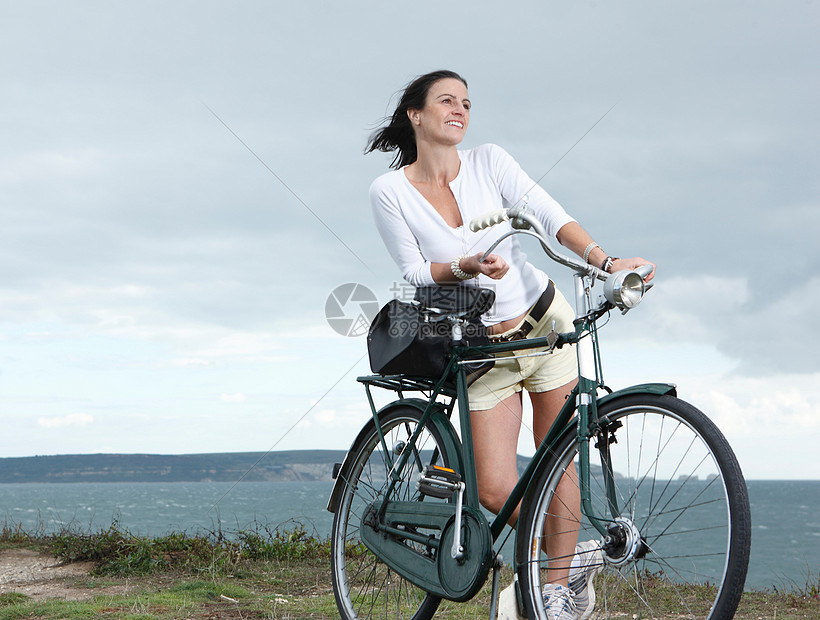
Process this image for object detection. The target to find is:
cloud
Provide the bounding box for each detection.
[313,409,336,424]
[605,275,820,377]
[0,148,106,185]
[169,358,213,368]
[699,378,820,435]
[717,277,820,376]
[684,373,820,479]
[220,393,246,404]
[0,1,817,470]
[37,413,94,429]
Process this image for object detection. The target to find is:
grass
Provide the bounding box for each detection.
[0,521,818,619]
[41,518,330,575]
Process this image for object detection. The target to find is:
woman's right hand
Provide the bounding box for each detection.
[464,252,509,280]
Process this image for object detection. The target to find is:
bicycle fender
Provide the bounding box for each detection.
[597,382,677,407]
[326,398,463,514]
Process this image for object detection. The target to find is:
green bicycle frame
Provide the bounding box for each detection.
[329,212,670,601]
[353,289,605,551]
[349,271,672,553]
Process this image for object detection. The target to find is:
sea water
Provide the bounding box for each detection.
[1,479,817,591]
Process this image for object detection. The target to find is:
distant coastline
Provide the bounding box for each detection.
[0,451,349,484]
[0,451,542,484]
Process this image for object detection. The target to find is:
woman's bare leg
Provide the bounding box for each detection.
[530,380,580,587]
[470,392,524,523]
[471,379,580,587]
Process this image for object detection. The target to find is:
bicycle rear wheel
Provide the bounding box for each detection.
[516,393,751,620]
[330,405,453,620]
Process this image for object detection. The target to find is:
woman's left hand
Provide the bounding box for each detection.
[612,257,656,281]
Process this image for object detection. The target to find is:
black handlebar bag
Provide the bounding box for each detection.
[367,285,496,385]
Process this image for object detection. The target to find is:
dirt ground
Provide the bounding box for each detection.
[0,548,126,601]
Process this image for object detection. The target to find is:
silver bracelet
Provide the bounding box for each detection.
[451,254,477,280]
[583,242,599,264]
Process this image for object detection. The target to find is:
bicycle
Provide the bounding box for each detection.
[326,202,751,619]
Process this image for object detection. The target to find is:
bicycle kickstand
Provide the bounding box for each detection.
[488,553,504,619]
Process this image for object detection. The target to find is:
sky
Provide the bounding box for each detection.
[1,1,818,480]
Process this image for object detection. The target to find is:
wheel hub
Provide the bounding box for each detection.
[602,517,648,566]
[392,441,406,457]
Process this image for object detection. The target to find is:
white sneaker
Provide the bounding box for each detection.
[497,579,525,620]
[568,540,604,620]
[541,583,577,620]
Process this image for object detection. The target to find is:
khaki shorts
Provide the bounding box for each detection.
[468,287,578,411]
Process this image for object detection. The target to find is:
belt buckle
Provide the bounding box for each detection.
[491,329,526,343]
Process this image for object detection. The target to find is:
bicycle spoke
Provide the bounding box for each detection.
[331,407,447,619]
[516,395,750,620]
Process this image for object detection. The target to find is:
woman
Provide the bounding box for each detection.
[366,70,654,620]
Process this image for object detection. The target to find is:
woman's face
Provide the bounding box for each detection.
[408,78,471,146]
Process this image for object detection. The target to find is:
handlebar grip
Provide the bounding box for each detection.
[469,209,509,232]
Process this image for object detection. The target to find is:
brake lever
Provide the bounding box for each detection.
[634,264,655,291]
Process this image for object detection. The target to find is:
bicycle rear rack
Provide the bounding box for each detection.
[358,374,458,397]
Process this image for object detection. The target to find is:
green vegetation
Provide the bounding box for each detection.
[3,519,331,576]
[0,522,817,619]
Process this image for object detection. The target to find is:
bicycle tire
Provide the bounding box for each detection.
[516,393,751,620]
[330,405,455,620]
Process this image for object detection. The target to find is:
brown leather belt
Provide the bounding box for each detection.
[489,281,555,343]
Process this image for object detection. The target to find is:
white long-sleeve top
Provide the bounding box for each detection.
[370,143,576,324]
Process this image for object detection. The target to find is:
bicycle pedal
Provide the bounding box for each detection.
[417,465,462,499]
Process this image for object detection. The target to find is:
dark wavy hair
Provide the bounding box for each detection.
[365,70,468,170]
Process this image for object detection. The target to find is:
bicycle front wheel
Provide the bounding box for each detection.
[330,405,454,620]
[516,393,751,620]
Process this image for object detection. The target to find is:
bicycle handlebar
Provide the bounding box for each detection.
[470,204,609,282]
[469,204,654,311]
[468,209,509,232]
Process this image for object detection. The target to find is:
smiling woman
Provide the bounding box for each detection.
[363,69,656,619]
[365,70,470,170]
